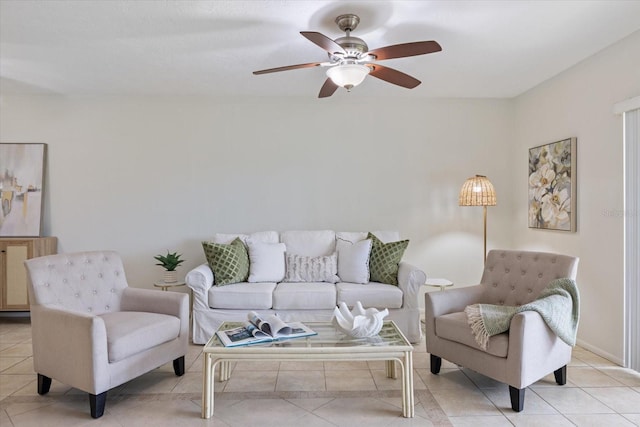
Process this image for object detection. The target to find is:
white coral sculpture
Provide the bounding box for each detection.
[332,301,389,338]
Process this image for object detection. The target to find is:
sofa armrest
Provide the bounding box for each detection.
[186,263,214,310]
[397,261,426,309]
[30,305,109,393]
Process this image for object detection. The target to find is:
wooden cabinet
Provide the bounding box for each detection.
[0,237,57,311]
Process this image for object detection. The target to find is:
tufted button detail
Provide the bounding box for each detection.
[493,283,498,288]
[552,258,557,263]
[528,289,533,294]
[498,300,504,305]
[47,264,54,269]
[45,283,50,287]
[105,305,110,310]
[111,289,116,293]
[505,268,510,273]
[92,290,98,295]
[517,255,522,260]
[516,301,521,306]
[489,267,494,272]
[521,270,526,276]
[538,273,543,278]
[510,285,516,290]
[98,273,103,278]
[75,293,80,297]
[80,275,86,280]
[500,253,506,258]
[115,271,120,276]
[87,307,92,312]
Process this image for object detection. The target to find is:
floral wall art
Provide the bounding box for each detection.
[528,138,577,231]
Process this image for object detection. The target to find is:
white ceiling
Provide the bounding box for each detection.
[1,0,639,99]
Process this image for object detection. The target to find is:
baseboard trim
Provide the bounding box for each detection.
[576,339,624,366]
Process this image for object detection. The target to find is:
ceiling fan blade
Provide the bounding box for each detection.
[300,31,346,55]
[368,64,421,89]
[253,62,324,75]
[368,41,442,61]
[318,78,339,98]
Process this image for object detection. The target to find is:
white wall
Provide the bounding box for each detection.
[512,30,640,363]
[0,95,513,295]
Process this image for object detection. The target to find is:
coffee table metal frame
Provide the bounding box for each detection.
[201,320,414,418]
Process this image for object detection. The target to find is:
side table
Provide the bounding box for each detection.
[153,281,186,291]
[425,278,454,291]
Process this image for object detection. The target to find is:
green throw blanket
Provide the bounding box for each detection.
[464,278,580,350]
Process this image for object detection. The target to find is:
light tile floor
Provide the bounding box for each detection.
[1,318,639,426]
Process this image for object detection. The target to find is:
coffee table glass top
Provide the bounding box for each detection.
[204,320,412,351]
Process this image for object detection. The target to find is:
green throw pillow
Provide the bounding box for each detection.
[202,238,249,286]
[367,232,409,286]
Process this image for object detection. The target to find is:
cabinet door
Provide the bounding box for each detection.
[3,242,31,309]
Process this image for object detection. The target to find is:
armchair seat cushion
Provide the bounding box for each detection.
[336,283,403,309]
[100,311,181,363]
[435,311,508,357]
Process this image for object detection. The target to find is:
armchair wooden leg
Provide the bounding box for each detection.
[554,365,567,385]
[89,392,107,419]
[509,386,525,412]
[37,374,51,395]
[430,354,442,374]
[173,356,185,376]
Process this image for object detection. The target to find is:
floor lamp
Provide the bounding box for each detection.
[459,175,497,264]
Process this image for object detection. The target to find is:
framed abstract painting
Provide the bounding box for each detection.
[528,138,577,232]
[0,143,47,237]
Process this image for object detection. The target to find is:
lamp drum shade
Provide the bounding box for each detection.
[459,175,497,206]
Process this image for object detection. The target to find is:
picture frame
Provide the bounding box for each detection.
[528,137,577,232]
[0,143,47,237]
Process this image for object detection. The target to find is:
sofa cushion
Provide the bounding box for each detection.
[280,230,336,257]
[212,231,279,245]
[284,252,339,283]
[202,238,249,286]
[337,231,400,244]
[336,282,403,309]
[367,233,409,286]
[336,238,372,284]
[435,311,508,357]
[246,240,286,283]
[208,282,276,309]
[100,311,180,363]
[273,282,337,309]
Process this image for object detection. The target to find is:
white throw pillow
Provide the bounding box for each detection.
[336,238,372,284]
[246,240,286,283]
[284,252,339,283]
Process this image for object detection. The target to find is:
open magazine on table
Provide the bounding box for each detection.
[216,311,317,347]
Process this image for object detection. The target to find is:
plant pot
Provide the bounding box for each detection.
[163,271,178,283]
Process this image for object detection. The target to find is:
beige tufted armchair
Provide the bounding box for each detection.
[24,251,189,418]
[424,249,579,412]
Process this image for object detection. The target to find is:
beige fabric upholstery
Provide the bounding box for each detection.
[25,251,189,396]
[425,249,579,392]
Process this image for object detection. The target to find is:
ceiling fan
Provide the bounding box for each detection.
[253,13,442,98]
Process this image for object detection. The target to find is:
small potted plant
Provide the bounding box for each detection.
[154,251,185,283]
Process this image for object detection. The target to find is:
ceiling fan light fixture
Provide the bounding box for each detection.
[326,64,370,91]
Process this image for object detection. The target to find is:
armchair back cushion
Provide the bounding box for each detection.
[26,251,128,314]
[480,250,579,306]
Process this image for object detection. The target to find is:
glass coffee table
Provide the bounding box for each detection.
[201,320,414,418]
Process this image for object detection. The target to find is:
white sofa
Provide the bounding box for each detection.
[186,230,426,344]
